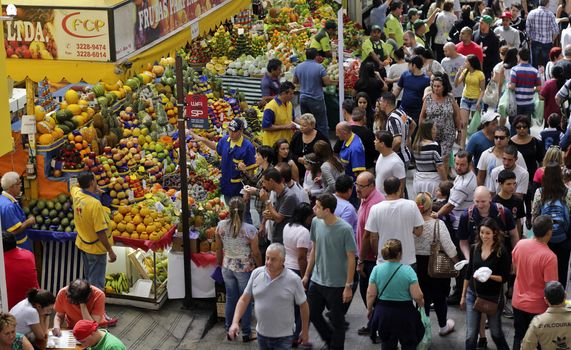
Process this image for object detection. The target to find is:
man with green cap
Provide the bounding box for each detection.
[361,25,395,71]
[404,8,420,31]
[413,8,440,48]
[474,15,500,81]
[310,20,337,59]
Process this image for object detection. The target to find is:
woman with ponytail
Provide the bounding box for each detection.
[10,288,55,345]
[215,197,262,342]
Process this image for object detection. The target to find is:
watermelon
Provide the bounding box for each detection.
[55,110,70,123]
[59,124,71,135]
[93,84,105,97]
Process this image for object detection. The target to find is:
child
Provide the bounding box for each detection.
[492,169,525,238]
[432,181,456,235]
[540,113,561,152]
[302,153,323,204]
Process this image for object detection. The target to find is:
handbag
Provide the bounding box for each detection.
[428,220,458,278]
[482,80,499,107]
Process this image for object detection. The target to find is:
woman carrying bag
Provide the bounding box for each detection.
[366,239,425,350]
[460,217,511,350]
[414,193,459,337]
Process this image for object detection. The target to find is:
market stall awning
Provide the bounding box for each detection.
[9,0,127,8]
[0,15,14,156]
[6,0,252,84]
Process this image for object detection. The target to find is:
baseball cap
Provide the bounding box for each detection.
[405,55,423,69]
[73,320,98,340]
[480,110,500,124]
[480,15,493,25]
[500,11,512,19]
[228,118,245,132]
[408,8,419,17]
[371,24,382,32]
[413,19,427,31]
[325,20,337,30]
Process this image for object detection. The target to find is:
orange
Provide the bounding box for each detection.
[74,135,83,143]
[121,232,130,238]
[130,233,140,240]
[109,190,117,198]
[140,208,151,217]
[109,221,117,230]
[125,223,135,233]
[118,206,130,215]
[113,213,124,223]
[149,233,160,241]
[150,212,158,220]
[136,223,146,233]
[111,198,119,205]
[68,133,74,141]
[143,216,153,226]
[82,140,88,149]
[112,230,120,237]
[75,143,83,151]
[146,224,156,233]
[117,222,126,232]
[130,207,139,216]
[133,215,142,225]
[123,214,132,223]
[140,233,149,240]
[114,183,123,191]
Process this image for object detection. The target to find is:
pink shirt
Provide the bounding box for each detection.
[512,239,558,314]
[357,189,385,260]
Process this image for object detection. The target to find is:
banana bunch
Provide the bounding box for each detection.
[104,273,130,294]
[143,257,155,274]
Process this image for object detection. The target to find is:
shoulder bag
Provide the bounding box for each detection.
[379,264,403,299]
[472,247,502,315]
[428,220,458,278]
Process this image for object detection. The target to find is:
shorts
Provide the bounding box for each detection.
[460,97,479,111]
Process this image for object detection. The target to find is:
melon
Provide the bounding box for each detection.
[92,84,105,97]
[67,104,82,116]
[65,89,80,104]
[38,133,54,145]
[34,105,46,121]
[36,121,53,134]
[44,115,56,128]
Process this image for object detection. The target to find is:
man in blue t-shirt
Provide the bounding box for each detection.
[293,48,336,137]
[466,111,498,173]
[393,55,430,125]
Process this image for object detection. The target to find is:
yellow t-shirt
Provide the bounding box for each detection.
[463,70,485,100]
[71,186,112,255]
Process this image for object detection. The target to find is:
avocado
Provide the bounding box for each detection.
[67,212,74,219]
[29,199,37,208]
[35,216,43,224]
[23,207,30,215]
[57,194,68,204]
[41,208,49,217]
[32,207,40,215]
[37,200,46,210]
[52,217,60,225]
[44,218,51,226]
[40,224,47,230]
[49,209,58,218]
[61,218,70,227]
[46,201,54,210]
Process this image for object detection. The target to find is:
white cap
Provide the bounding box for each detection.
[481,110,500,125]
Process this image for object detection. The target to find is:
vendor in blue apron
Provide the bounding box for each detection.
[361,24,395,76]
[190,118,256,202]
[0,172,34,252]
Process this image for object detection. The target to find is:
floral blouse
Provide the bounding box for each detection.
[217,220,257,272]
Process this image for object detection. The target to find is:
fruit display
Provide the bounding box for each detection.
[209,25,232,57]
[105,273,130,294]
[25,194,75,233]
[111,201,174,241]
[143,252,168,284]
[225,55,268,77]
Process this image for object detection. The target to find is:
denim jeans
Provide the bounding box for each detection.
[308,282,346,349]
[465,288,510,350]
[222,267,252,334]
[300,96,328,137]
[290,269,303,340]
[82,252,107,291]
[513,307,539,350]
[530,41,552,68]
[257,333,294,350]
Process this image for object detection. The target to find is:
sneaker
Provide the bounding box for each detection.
[105,317,118,327]
[357,326,370,336]
[477,337,488,349]
[503,305,514,319]
[439,319,455,336]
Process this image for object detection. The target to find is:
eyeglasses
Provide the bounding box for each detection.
[494,135,507,140]
[355,182,373,189]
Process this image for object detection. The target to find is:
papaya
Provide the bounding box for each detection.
[64,89,79,104]
[66,104,82,116]
[38,133,54,145]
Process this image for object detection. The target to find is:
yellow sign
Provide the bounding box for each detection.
[0,16,13,157]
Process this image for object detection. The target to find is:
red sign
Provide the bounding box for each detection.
[185,94,209,129]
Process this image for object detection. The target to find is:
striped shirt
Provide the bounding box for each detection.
[510,63,540,106]
[413,141,442,173]
[387,109,412,163]
[448,171,477,230]
[526,6,558,44]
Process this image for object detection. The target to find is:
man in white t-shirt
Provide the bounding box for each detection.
[477,125,527,186]
[441,43,466,100]
[486,146,529,196]
[374,130,406,197]
[561,22,571,50]
[365,176,424,266]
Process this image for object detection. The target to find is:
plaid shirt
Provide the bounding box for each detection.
[526,6,558,44]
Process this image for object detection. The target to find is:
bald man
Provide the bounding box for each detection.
[441,42,466,102]
[336,122,366,180]
[457,186,519,260]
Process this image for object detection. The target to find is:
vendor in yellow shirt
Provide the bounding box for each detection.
[310,20,337,59]
[71,173,116,292]
[361,25,395,72]
[413,9,440,48]
[384,2,404,47]
[262,81,296,146]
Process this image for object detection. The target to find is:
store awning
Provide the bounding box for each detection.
[6,0,252,84]
[9,0,128,8]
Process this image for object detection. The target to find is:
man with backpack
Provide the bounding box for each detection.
[511,215,559,350]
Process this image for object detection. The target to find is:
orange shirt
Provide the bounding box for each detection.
[54,286,106,327]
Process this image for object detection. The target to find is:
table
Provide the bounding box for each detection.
[36,329,81,350]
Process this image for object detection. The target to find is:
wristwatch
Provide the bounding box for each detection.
[345,282,353,288]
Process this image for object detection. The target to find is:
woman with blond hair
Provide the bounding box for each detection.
[414,193,458,336]
[290,113,329,182]
[0,313,33,350]
[215,197,262,343]
[532,145,563,190]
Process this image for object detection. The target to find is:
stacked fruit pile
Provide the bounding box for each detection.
[25,195,75,233]
[110,203,174,241]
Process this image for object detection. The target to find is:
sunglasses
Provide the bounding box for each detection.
[494,135,507,140]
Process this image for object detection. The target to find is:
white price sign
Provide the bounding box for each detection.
[21,115,36,135]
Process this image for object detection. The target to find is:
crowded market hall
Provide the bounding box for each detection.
[1,0,571,349]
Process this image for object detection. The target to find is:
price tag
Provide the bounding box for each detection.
[127,190,134,201]
[191,22,200,39]
[21,115,37,135]
[163,159,168,173]
[142,180,147,189]
[155,202,165,212]
[141,150,146,158]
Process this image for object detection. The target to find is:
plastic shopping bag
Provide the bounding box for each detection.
[467,110,481,137]
[417,307,432,350]
[532,93,544,127]
[483,80,499,107]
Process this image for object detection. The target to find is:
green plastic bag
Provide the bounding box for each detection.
[498,89,510,118]
[417,307,432,350]
[467,110,481,136]
[532,93,544,127]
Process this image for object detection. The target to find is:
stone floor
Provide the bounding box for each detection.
[106,294,515,350]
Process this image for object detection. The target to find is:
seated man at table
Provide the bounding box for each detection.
[73,320,126,350]
[53,279,106,336]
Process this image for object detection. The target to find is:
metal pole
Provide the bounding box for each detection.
[175,54,193,308]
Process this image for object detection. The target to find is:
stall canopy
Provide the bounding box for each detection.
[5,0,251,84]
[0,16,13,156]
